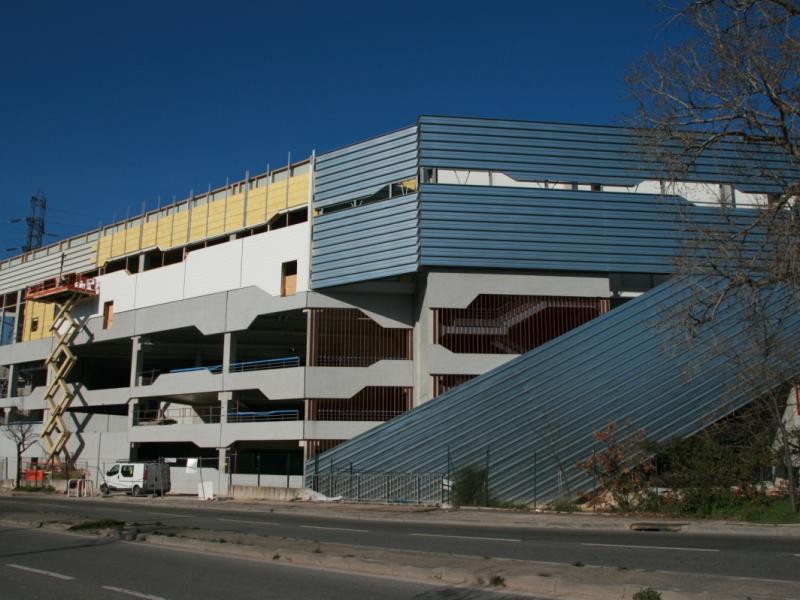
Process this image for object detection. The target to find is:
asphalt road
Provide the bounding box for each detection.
[1,496,798,583]
[0,527,532,600]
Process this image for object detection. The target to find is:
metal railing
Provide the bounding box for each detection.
[229,356,301,372]
[134,406,221,425]
[166,355,301,376]
[313,410,402,421]
[308,472,446,505]
[227,409,300,423]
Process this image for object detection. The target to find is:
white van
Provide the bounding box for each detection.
[100,462,171,496]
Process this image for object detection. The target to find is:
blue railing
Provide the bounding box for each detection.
[168,356,301,375]
[227,409,300,423]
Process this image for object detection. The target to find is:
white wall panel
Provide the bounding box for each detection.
[90,224,310,317]
[134,263,185,307]
[96,271,137,313]
[241,223,309,295]
[184,240,244,299]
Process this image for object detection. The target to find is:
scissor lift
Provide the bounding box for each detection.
[25,274,98,463]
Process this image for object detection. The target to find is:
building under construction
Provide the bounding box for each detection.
[0,115,797,499]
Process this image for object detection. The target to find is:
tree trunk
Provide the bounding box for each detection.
[15,445,22,489]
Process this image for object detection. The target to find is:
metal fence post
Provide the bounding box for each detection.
[533,451,537,510]
[286,453,291,489]
[485,445,490,507]
[257,454,261,487]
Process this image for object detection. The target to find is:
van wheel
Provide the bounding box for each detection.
[100,484,109,496]
[132,485,141,497]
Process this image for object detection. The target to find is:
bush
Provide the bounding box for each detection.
[452,464,488,507]
[632,587,661,600]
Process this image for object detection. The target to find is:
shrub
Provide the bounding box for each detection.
[632,587,661,600]
[452,464,488,507]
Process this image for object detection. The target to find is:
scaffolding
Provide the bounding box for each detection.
[25,274,98,463]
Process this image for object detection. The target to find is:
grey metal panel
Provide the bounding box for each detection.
[315,125,418,209]
[306,277,800,504]
[418,184,761,274]
[418,115,795,192]
[0,240,97,296]
[311,195,419,288]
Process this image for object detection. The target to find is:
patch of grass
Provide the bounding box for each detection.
[272,553,280,560]
[732,498,799,524]
[488,574,505,587]
[475,576,485,586]
[312,547,322,554]
[13,485,55,493]
[571,561,584,567]
[537,572,552,577]
[68,519,124,531]
[632,587,661,600]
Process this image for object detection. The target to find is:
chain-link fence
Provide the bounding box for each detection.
[308,472,446,505]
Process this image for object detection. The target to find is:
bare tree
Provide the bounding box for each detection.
[2,419,39,487]
[628,1,800,511]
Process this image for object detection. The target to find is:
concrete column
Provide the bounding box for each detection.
[6,364,16,398]
[218,391,232,425]
[3,407,9,426]
[130,336,143,387]
[217,447,228,496]
[137,254,146,273]
[11,290,22,344]
[128,399,139,428]
[222,332,237,374]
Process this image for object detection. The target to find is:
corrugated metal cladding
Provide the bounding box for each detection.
[0,241,98,296]
[306,277,800,505]
[311,194,418,288]
[418,184,750,274]
[314,125,418,210]
[311,125,419,288]
[418,115,795,192]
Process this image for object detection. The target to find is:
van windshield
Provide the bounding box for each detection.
[107,464,119,476]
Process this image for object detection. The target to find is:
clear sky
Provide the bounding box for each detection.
[0,0,675,257]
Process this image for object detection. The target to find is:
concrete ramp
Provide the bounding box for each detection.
[306,278,800,504]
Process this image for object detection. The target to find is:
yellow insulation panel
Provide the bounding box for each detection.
[189,205,209,241]
[21,300,55,342]
[225,194,245,232]
[124,226,142,254]
[110,231,126,257]
[141,221,158,249]
[245,188,268,226]
[156,214,174,249]
[171,211,189,246]
[97,236,113,267]
[94,171,309,267]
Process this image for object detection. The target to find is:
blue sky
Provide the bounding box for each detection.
[0,1,675,257]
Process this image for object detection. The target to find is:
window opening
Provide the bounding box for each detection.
[103,301,114,329]
[281,261,298,297]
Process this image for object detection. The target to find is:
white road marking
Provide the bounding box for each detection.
[102,585,168,600]
[6,563,75,580]
[217,518,280,526]
[410,533,521,543]
[582,542,719,553]
[300,525,369,533]
[147,512,190,519]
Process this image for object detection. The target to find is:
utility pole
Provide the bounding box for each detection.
[24,194,46,253]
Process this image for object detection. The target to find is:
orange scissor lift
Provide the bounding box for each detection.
[25,274,98,465]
